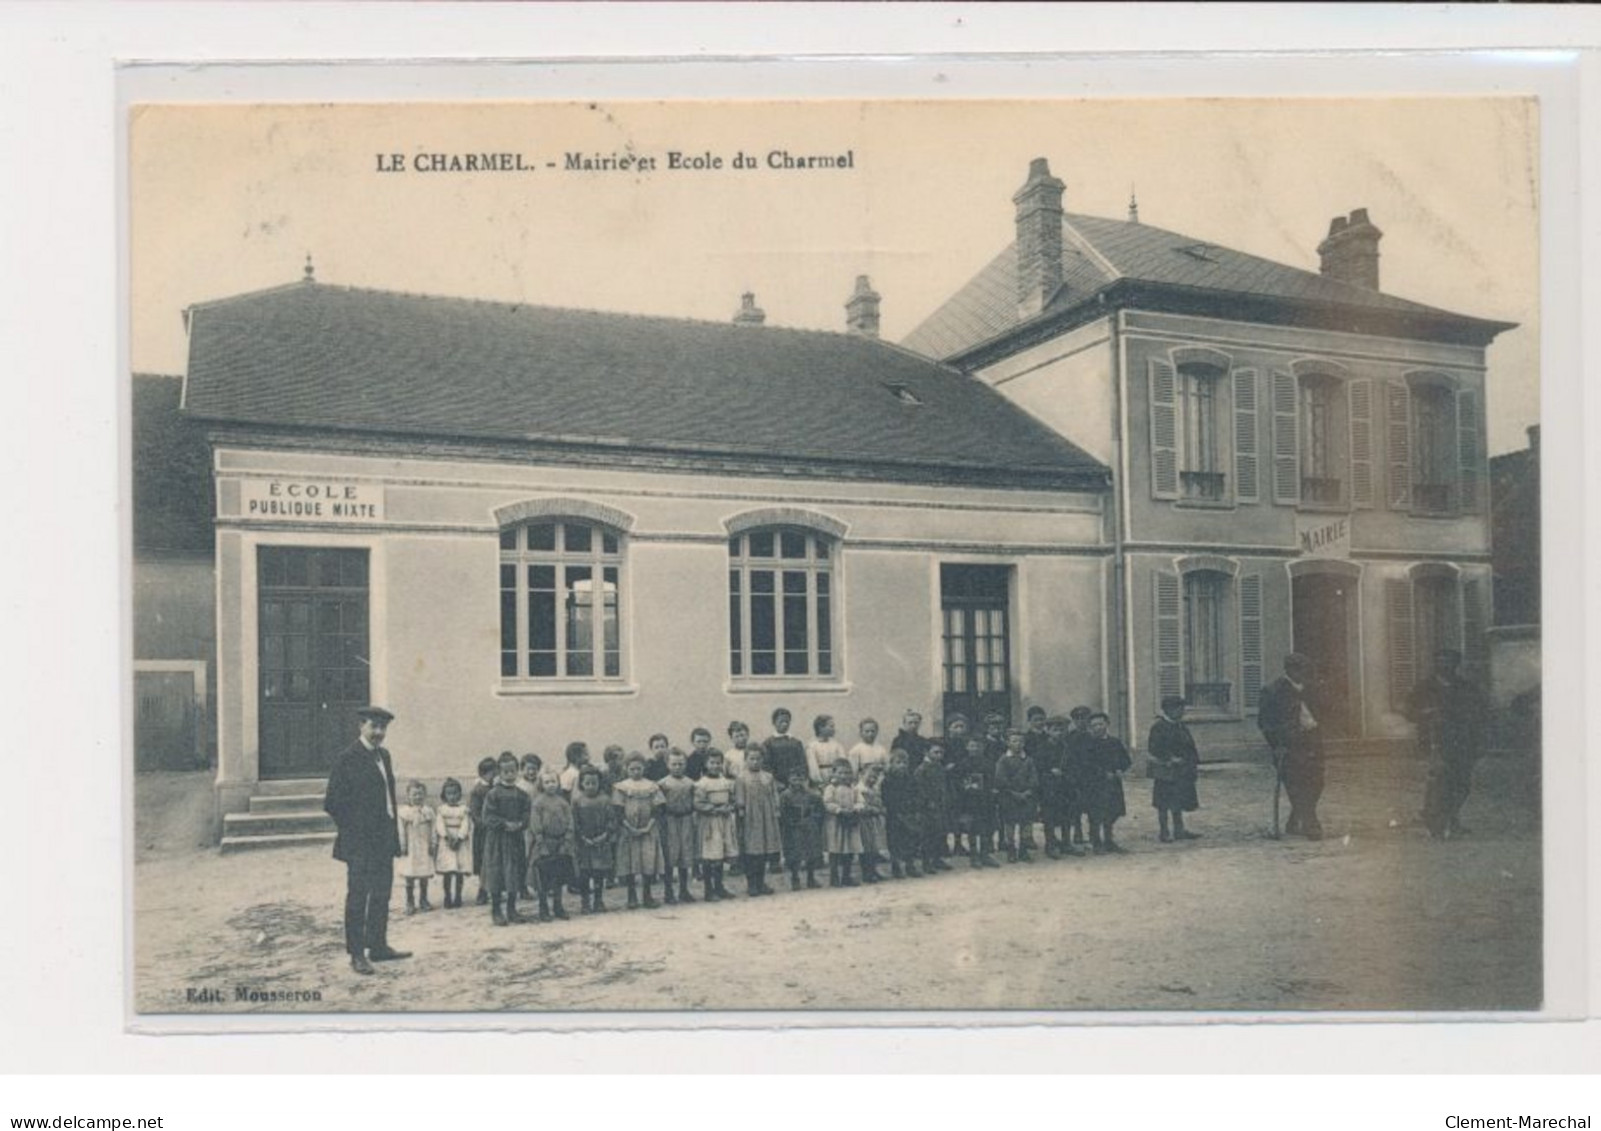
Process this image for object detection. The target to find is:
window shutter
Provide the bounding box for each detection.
[1462,575,1487,678]
[1457,387,1482,513]
[1154,569,1183,704]
[1386,577,1416,711]
[1271,370,1300,505]
[1233,368,1259,503]
[1149,360,1179,500]
[1349,377,1375,508]
[1386,380,1412,510]
[1239,572,1264,712]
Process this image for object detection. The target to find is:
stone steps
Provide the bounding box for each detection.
[221,780,334,852]
[220,830,336,855]
[248,792,327,814]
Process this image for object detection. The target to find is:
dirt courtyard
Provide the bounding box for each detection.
[132,753,1542,1016]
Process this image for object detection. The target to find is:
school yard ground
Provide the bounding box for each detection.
[132,752,1542,1015]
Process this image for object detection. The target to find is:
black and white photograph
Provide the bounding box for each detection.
[128,96,1544,1016]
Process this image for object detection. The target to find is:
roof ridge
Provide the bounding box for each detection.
[190,277,904,347]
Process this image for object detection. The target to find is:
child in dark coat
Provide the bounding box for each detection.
[1147,696,1202,843]
[778,767,826,890]
[954,736,1001,868]
[478,752,530,925]
[1084,712,1132,853]
[881,748,922,879]
[571,766,617,912]
[993,726,1039,862]
[468,755,500,905]
[912,742,953,872]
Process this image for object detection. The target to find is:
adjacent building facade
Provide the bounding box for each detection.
[905,159,1514,755]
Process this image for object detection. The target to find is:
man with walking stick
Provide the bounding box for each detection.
[1258,654,1324,840]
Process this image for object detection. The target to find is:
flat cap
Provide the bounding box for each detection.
[355,705,396,723]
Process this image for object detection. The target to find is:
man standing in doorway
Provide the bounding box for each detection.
[1411,648,1487,839]
[324,705,411,975]
[1259,654,1325,840]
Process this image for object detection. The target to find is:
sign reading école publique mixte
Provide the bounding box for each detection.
[241,479,384,522]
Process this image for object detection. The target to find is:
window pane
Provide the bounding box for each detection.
[564,523,592,553]
[783,577,809,674]
[500,580,517,654]
[602,531,619,555]
[528,566,556,672]
[751,580,776,675]
[602,567,620,676]
[729,570,742,672]
[565,566,594,676]
[728,536,741,557]
[499,528,517,551]
[288,603,310,632]
[819,586,832,672]
[527,522,556,552]
[749,531,775,558]
[814,537,830,560]
[780,530,807,559]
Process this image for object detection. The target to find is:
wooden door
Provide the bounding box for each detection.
[258,547,370,779]
[940,564,1012,729]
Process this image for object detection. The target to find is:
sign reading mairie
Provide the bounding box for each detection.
[241,479,384,523]
[1295,512,1352,559]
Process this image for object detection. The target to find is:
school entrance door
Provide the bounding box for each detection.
[258,547,370,779]
[1291,571,1356,737]
[940,564,1012,729]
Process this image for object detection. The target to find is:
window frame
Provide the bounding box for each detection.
[727,525,840,687]
[1176,362,1231,506]
[497,518,628,689]
[1181,567,1234,716]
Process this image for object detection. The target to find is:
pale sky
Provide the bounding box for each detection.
[131,98,1539,453]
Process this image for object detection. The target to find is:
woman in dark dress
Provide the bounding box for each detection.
[761,707,810,789]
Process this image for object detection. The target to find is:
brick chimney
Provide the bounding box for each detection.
[732,291,766,326]
[1317,208,1383,290]
[845,275,881,337]
[1012,157,1066,318]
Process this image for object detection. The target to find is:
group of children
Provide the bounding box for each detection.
[391,703,1203,926]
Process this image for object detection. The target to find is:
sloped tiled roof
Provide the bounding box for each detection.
[903,212,1513,362]
[182,281,1106,488]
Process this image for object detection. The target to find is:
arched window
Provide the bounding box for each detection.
[728,526,836,679]
[498,519,624,680]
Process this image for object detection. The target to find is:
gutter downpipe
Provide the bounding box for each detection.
[1110,304,1134,747]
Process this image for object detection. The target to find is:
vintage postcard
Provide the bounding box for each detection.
[128,97,1542,1016]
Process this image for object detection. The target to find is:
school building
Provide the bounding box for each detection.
[149,158,1515,840]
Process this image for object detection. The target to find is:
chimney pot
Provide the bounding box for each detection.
[1012,157,1066,318]
[733,290,766,326]
[845,274,881,338]
[1317,207,1383,290]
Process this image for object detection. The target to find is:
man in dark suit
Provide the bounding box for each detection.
[1410,648,1488,839]
[323,705,411,975]
[1258,653,1325,840]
